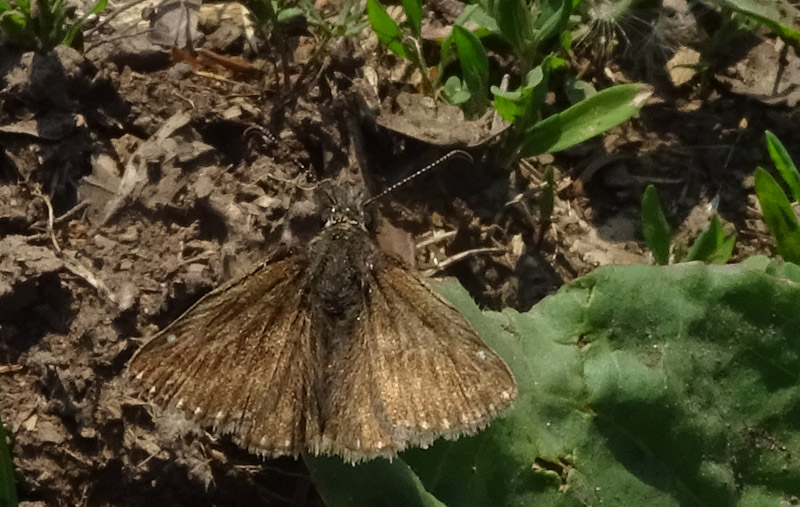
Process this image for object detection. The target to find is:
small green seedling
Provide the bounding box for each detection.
[641,184,736,265]
[0,0,107,52]
[369,1,650,167]
[754,131,800,264]
[366,0,433,95]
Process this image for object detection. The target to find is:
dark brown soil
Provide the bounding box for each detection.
[1,3,799,506]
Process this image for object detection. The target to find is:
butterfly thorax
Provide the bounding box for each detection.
[308,222,374,318]
[309,183,374,318]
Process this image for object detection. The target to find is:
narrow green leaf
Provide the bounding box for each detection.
[765,130,800,203]
[710,0,800,48]
[532,0,572,44]
[452,24,489,115]
[401,0,422,37]
[520,83,651,156]
[641,185,671,265]
[754,166,800,263]
[367,0,407,59]
[495,0,533,54]
[685,215,734,264]
[0,417,16,507]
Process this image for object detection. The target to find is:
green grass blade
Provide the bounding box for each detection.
[452,24,489,116]
[367,0,407,59]
[0,417,17,507]
[520,83,650,156]
[765,130,800,204]
[401,0,421,37]
[641,184,671,265]
[754,166,800,263]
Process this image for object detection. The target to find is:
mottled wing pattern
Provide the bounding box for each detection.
[128,256,316,458]
[318,253,517,461]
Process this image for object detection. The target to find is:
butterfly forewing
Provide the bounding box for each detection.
[128,256,316,458]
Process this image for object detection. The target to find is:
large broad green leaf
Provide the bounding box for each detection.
[309,262,800,506]
[754,166,800,263]
[520,83,651,156]
[0,417,16,507]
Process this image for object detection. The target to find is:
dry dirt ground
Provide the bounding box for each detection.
[1,2,800,506]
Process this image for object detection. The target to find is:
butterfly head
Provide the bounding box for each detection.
[317,183,368,231]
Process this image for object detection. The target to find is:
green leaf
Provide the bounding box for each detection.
[306,454,445,507]
[765,130,800,204]
[0,417,16,507]
[520,83,651,156]
[401,0,421,37]
[276,6,304,22]
[710,0,800,49]
[454,4,499,36]
[491,62,548,123]
[685,214,735,264]
[641,184,671,265]
[61,0,106,47]
[494,0,533,54]
[367,0,407,59]
[311,264,800,505]
[754,166,800,263]
[452,24,489,116]
[531,0,572,44]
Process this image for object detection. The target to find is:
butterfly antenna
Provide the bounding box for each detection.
[363,150,473,207]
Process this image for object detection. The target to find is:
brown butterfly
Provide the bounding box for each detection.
[128,183,517,464]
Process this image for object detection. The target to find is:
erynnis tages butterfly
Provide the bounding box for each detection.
[128,183,517,464]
